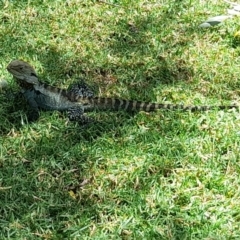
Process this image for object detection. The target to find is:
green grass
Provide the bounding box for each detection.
[1,0,240,239]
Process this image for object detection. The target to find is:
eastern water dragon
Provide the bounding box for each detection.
[7,59,238,123]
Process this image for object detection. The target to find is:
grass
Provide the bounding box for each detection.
[1,0,240,239]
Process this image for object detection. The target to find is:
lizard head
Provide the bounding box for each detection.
[7,60,39,85]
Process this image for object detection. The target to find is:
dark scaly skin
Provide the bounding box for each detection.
[7,60,238,122]
[7,60,93,122]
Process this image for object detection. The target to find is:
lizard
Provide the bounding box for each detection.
[7,59,238,123]
[7,60,95,122]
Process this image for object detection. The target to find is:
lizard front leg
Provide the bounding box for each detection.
[22,90,40,122]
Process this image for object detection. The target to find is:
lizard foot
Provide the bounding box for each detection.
[67,107,92,124]
[68,79,94,98]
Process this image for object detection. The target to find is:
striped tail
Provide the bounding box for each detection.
[72,95,238,112]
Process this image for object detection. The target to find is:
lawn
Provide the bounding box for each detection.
[1,0,240,239]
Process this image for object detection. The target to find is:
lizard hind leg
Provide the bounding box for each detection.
[67,107,92,124]
[68,79,94,98]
